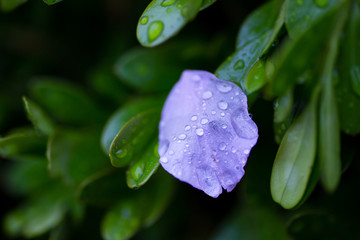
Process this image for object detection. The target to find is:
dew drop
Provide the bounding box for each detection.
[231,147,237,153]
[192,74,201,81]
[201,118,209,124]
[169,150,174,155]
[148,21,163,43]
[161,0,175,7]
[221,112,225,117]
[218,100,228,110]
[211,110,216,115]
[234,59,245,70]
[196,128,204,136]
[244,149,250,154]
[202,91,213,100]
[178,134,186,140]
[160,156,168,163]
[222,124,227,129]
[115,149,128,158]
[219,142,226,151]
[191,115,198,121]
[184,125,191,131]
[158,140,169,155]
[216,82,233,93]
[140,16,148,25]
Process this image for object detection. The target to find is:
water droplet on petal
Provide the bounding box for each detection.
[148,21,163,43]
[158,140,169,155]
[216,82,232,93]
[211,110,216,115]
[202,91,213,100]
[184,125,191,131]
[219,142,226,151]
[196,128,204,136]
[231,147,237,153]
[192,74,201,81]
[222,124,227,129]
[160,156,168,163]
[218,101,228,110]
[244,149,250,154]
[220,112,225,117]
[169,150,174,155]
[178,134,186,140]
[116,149,127,158]
[140,16,148,25]
[191,115,198,121]
[234,59,245,70]
[201,118,209,124]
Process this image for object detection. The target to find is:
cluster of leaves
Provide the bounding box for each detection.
[1,0,360,239]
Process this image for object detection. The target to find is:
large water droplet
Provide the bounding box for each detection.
[158,140,169,155]
[140,16,148,25]
[178,134,186,140]
[201,118,209,124]
[219,142,226,151]
[148,21,163,43]
[216,82,232,93]
[161,0,176,7]
[196,128,204,136]
[314,0,328,7]
[231,109,258,139]
[218,101,228,110]
[234,59,245,70]
[202,91,213,100]
[115,149,128,158]
[160,156,168,163]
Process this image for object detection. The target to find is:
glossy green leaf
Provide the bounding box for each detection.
[43,0,62,5]
[137,0,202,47]
[110,109,161,168]
[4,184,72,238]
[29,77,105,125]
[271,90,318,209]
[114,47,184,92]
[266,5,343,97]
[0,130,46,160]
[285,0,346,39]
[236,0,282,49]
[245,59,266,94]
[273,89,294,143]
[215,34,268,91]
[23,96,56,136]
[200,0,217,10]
[126,139,160,189]
[77,169,129,207]
[0,0,27,12]
[101,98,163,154]
[47,129,110,185]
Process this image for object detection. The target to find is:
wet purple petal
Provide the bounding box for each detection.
[158,70,258,197]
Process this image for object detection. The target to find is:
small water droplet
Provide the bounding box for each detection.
[201,118,209,124]
[169,150,174,155]
[185,144,189,148]
[314,0,328,7]
[161,0,175,7]
[219,142,226,151]
[231,147,237,153]
[218,100,228,110]
[158,140,169,155]
[244,149,250,154]
[202,91,213,99]
[148,21,163,43]
[192,74,201,81]
[184,125,191,131]
[211,110,216,115]
[140,16,148,25]
[160,156,168,163]
[220,112,225,117]
[235,91,239,96]
[177,171,182,176]
[172,136,177,141]
[222,124,227,129]
[178,134,186,140]
[191,115,198,121]
[196,128,204,136]
[115,149,128,158]
[234,59,245,70]
[216,82,233,93]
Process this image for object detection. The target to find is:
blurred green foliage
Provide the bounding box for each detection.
[1,0,360,239]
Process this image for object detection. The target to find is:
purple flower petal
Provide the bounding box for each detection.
[158,70,258,197]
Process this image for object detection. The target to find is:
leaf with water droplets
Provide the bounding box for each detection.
[110,109,161,168]
[137,0,202,47]
[158,70,258,198]
[245,59,266,94]
[270,91,318,209]
[200,0,217,10]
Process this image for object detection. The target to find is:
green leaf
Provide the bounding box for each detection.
[109,109,161,168]
[266,3,344,97]
[29,77,105,125]
[0,0,27,12]
[137,0,202,47]
[126,139,160,189]
[285,0,346,39]
[114,47,183,92]
[273,89,294,144]
[43,0,62,5]
[200,0,217,10]
[244,59,266,94]
[236,0,282,50]
[270,90,319,209]
[47,129,110,185]
[0,130,46,160]
[101,98,163,154]
[4,184,72,238]
[215,33,268,91]
[23,96,56,136]
[77,169,129,207]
